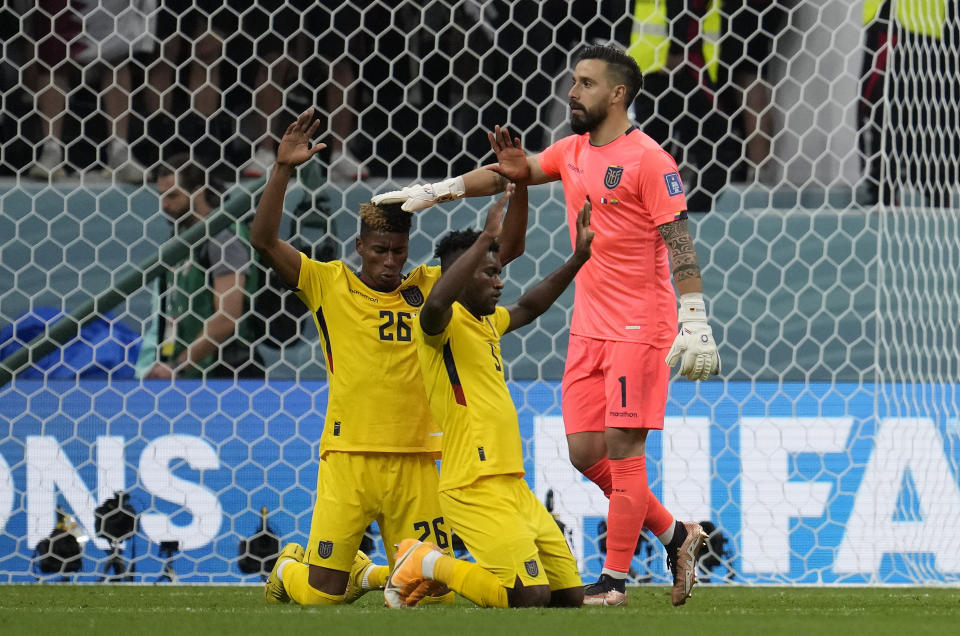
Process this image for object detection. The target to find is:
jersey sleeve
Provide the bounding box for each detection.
[537,137,570,180]
[639,149,688,227]
[416,316,448,350]
[422,264,443,291]
[490,306,511,335]
[295,252,335,312]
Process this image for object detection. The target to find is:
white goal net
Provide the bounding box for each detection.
[2,0,960,585]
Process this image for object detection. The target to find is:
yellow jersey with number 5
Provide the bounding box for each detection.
[296,253,442,456]
[414,303,523,491]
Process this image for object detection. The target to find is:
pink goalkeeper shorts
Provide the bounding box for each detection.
[561,334,669,434]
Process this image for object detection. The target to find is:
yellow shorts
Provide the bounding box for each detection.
[304,451,449,572]
[439,475,582,591]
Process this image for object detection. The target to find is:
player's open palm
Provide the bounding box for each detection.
[487,125,530,183]
[277,108,325,168]
[573,198,594,263]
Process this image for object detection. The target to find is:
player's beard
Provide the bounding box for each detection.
[569,102,607,135]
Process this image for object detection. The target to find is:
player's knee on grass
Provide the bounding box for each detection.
[308,563,350,596]
[506,579,552,608]
[550,586,584,608]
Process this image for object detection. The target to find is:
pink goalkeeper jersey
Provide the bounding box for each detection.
[538,127,686,346]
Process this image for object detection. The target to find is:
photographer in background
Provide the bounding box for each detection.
[34,510,84,579]
[136,153,264,380]
[94,491,138,581]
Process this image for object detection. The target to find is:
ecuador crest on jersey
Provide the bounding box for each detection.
[401,285,425,307]
[604,165,624,189]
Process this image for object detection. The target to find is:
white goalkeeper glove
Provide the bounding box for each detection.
[665,292,721,381]
[371,176,466,212]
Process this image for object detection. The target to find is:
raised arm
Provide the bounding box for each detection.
[658,217,720,380]
[372,126,552,212]
[498,181,528,266]
[505,199,593,332]
[419,186,514,335]
[250,108,326,287]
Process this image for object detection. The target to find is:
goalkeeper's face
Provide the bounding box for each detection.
[569,59,612,135]
[356,231,410,291]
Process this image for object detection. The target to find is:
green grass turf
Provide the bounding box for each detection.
[2,584,960,636]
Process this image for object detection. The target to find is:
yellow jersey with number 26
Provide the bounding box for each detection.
[296,253,442,457]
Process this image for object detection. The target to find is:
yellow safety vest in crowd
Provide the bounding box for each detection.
[628,0,721,83]
[863,0,945,37]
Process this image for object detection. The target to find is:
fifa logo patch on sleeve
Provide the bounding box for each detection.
[664,172,684,196]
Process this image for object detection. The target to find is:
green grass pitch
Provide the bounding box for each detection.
[2,584,960,636]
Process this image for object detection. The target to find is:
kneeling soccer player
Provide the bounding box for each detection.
[252,108,457,606]
[385,185,593,608]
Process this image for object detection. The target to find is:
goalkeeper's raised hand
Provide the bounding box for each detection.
[486,125,531,184]
[371,177,466,212]
[665,293,721,381]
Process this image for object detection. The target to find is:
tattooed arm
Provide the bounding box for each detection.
[659,216,720,380]
[658,217,703,295]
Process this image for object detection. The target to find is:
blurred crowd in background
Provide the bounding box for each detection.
[1,1,958,209]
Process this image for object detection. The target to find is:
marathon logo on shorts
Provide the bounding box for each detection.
[603,165,624,189]
[524,559,539,577]
[401,285,425,307]
[664,171,684,196]
[317,540,334,559]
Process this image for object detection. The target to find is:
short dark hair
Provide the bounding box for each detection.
[434,229,500,270]
[358,202,412,236]
[155,154,220,207]
[576,44,644,105]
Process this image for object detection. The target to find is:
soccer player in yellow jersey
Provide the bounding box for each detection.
[384,184,594,608]
[250,108,465,606]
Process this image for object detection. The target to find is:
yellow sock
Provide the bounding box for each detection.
[281,561,346,606]
[434,555,508,608]
[417,590,456,605]
[367,564,389,589]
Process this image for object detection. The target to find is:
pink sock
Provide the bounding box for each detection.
[583,457,613,497]
[603,456,649,573]
[644,490,674,537]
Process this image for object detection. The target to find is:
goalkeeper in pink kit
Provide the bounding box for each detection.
[375,44,720,607]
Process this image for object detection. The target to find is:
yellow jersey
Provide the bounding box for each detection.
[414,303,523,491]
[296,254,442,456]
